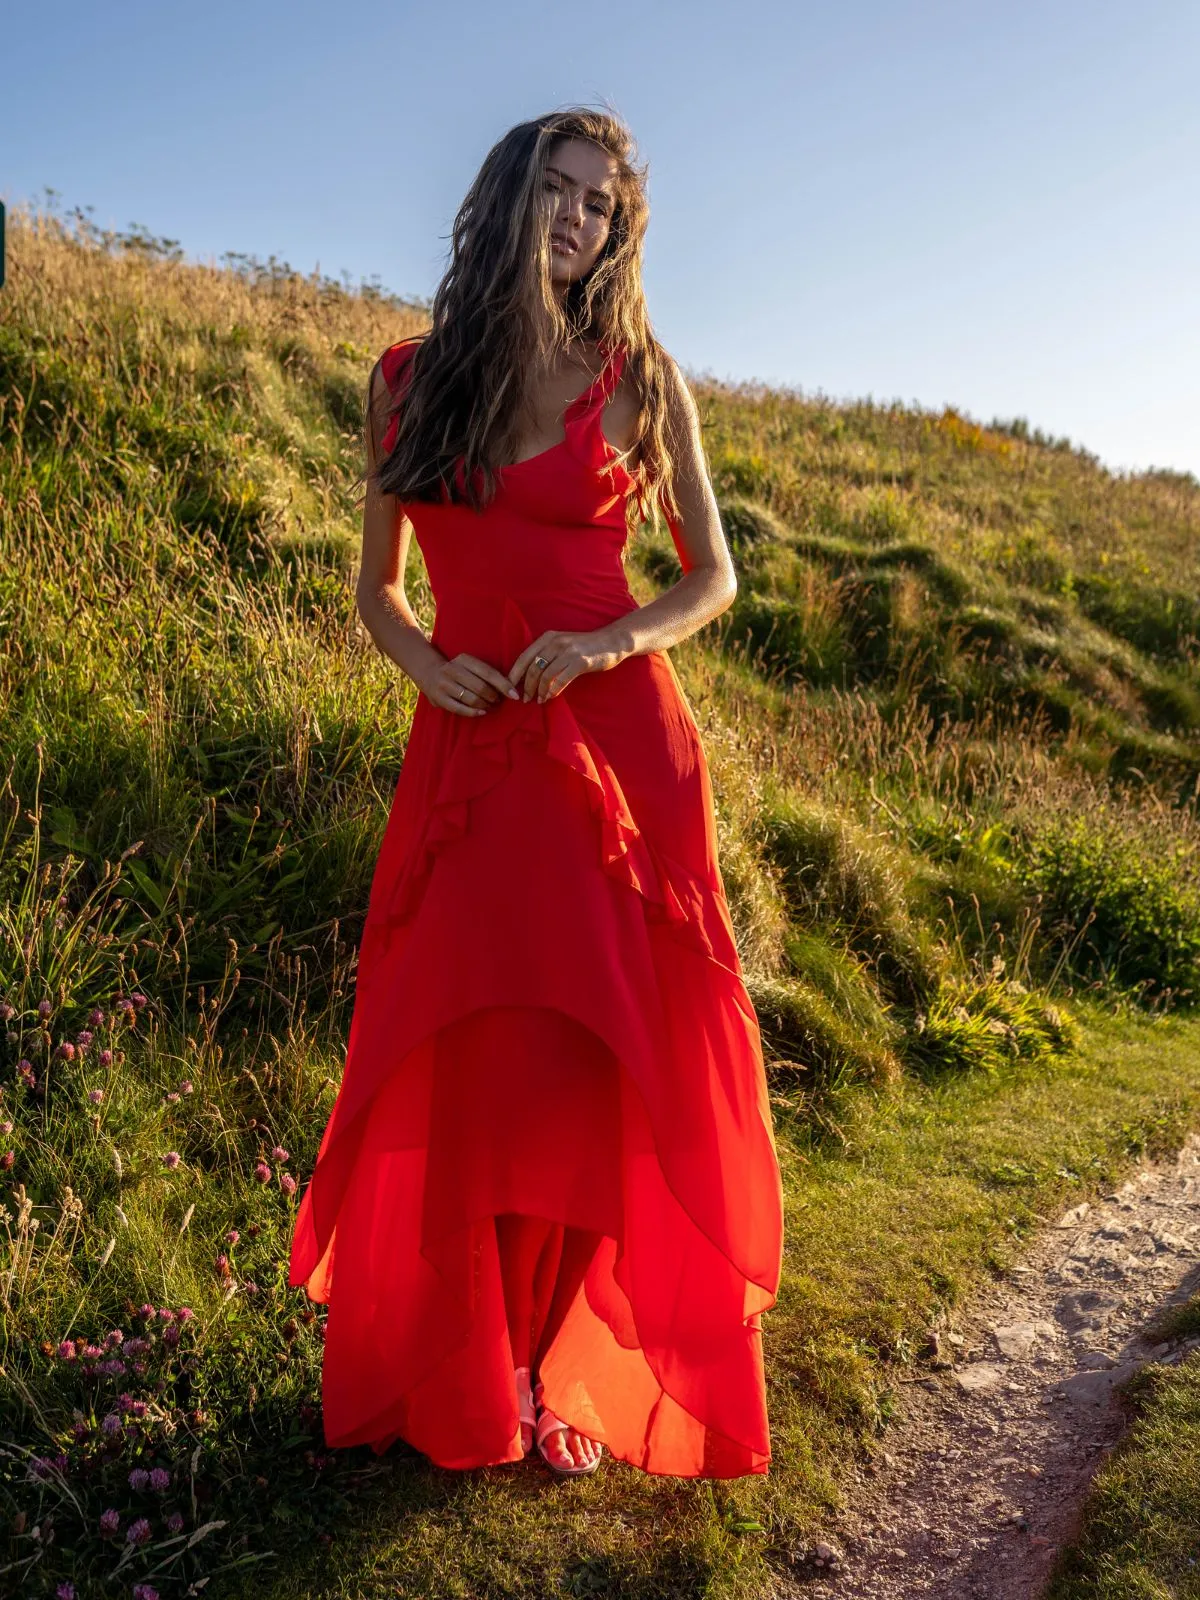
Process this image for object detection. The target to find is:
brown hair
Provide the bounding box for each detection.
[369,105,682,535]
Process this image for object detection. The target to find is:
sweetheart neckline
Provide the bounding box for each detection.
[497,343,624,474]
[497,427,633,478]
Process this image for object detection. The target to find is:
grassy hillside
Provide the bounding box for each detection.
[3,201,1200,1599]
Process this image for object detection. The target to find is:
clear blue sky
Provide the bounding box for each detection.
[5,1,1198,476]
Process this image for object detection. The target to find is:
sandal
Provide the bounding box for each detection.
[532,1378,604,1476]
[515,1366,537,1455]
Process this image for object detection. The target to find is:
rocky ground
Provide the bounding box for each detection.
[777,1135,1200,1598]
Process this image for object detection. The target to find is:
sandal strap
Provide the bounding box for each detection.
[515,1366,536,1427]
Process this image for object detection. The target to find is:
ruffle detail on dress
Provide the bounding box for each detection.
[379,595,719,962]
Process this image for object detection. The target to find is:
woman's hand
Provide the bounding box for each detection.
[507,629,628,704]
[420,652,522,716]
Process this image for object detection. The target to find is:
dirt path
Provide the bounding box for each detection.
[785,1134,1200,1599]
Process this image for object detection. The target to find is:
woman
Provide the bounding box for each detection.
[288,106,784,1479]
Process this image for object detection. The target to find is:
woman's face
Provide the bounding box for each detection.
[542,137,618,293]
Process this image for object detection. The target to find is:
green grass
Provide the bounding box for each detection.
[1047,1322,1200,1600]
[4,199,1200,1597]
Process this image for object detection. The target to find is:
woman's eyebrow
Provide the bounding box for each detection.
[545,165,613,203]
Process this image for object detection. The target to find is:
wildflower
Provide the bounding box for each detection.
[215,1250,231,1277]
[137,1303,156,1321]
[0,1119,11,1134]
[89,1006,105,1026]
[128,1467,150,1490]
[76,1029,94,1049]
[162,1323,181,1346]
[30,1455,53,1478]
[55,1338,75,1360]
[271,1145,290,1162]
[180,1079,194,1094]
[0,1001,13,1020]
[133,1584,160,1600]
[18,1060,36,1085]
[102,1357,128,1375]
[164,1091,180,1102]
[101,1412,123,1435]
[280,1171,297,1195]
[72,1419,91,1440]
[99,1048,113,1067]
[89,1088,104,1104]
[123,1336,149,1356]
[128,1399,148,1418]
[56,1041,75,1060]
[157,1306,176,1321]
[165,1510,184,1534]
[162,1151,181,1170]
[176,1305,195,1321]
[149,1467,171,1491]
[56,1583,76,1599]
[116,997,135,1016]
[99,1507,120,1535]
[37,999,52,1018]
[226,1228,239,1245]
[253,1160,272,1183]
[1,1151,13,1171]
[106,1327,125,1346]
[126,1516,152,1544]
[242,1279,260,1296]
[53,1451,69,1471]
[83,1343,105,1359]
[131,992,148,1009]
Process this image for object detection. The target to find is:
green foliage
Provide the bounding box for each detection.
[1009,811,1200,1002]
[905,965,1080,1078]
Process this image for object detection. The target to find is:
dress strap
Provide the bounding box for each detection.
[378,338,421,457]
[564,341,624,421]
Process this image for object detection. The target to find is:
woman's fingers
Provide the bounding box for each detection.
[436,654,521,714]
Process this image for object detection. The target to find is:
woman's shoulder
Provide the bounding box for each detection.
[377,333,427,395]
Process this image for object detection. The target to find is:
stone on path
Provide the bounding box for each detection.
[954,1363,1005,1394]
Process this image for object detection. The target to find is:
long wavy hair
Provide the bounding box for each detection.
[369,106,682,534]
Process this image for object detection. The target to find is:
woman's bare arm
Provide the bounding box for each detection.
[354,359,445,692]
[599,354,737,662]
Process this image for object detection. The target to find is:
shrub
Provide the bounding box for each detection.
[1009,811,1200,1003]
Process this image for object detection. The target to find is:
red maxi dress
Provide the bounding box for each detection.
[288,335,785,1478]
